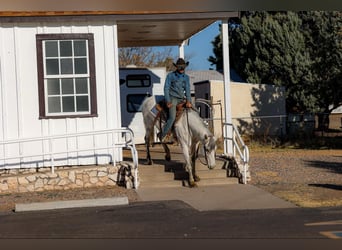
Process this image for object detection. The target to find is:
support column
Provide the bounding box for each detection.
[179,44,184,59]
[178,39,189,59]
[222,19,233,155]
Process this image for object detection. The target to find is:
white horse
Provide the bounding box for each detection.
[141,96,217,187]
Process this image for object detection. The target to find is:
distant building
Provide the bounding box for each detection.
[192,70,286,138]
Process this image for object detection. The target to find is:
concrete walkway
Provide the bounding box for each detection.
[136,184,297,211]
[15,197,129,212]
[134,144,297,211]
[14,184,296,213]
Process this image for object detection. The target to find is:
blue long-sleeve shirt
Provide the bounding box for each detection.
[164,71,191,103]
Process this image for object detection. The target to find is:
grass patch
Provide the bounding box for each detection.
[236,134,342,151]
[275,191,342,208]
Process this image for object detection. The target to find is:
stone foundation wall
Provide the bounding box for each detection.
[0,164,122,194]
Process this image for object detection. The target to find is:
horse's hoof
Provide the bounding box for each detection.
[165,155,171,161]
[189,181,198,188]
[194,175,201,182]
[145,159,153,165]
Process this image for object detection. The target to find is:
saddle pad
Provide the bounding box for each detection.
[150,105,159,116]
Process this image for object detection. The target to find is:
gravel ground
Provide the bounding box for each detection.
[0,185,141,213]
[249,148,342,208]
[0,147,341,212]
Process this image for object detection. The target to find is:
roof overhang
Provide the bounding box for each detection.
[114,12,238,47]
[0,11,238,47]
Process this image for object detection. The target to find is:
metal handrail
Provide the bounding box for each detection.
[222,122,249,184]
[0,128,139,189]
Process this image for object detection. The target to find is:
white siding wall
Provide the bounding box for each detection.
[0,20,122,168]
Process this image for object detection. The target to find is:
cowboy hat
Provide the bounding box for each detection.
[173,58,189,69]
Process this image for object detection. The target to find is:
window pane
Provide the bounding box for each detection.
[37,33,96,117]
[45,41,58,57]
[61,78,74,94]
[47,79,60,95]
[62,96,75,112]
[46,59,59,75]
[60,41,72,57]
[74,58,87,74]
[60,58,73,74]
[76,96,89,112]
[74,41,87,56]
[126,74,151,87]
[48,97,61,113]
[75,78,88,94]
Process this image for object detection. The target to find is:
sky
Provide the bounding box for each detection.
[170,21,221,70]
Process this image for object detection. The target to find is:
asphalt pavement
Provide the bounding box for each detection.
[1,199,342,240]
[4,180,342,240]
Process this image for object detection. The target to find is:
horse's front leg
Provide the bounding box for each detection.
[161,142,171,161]
[145,135,153,165]
[191,143,200,182]
[191,154,200,182]
[181,143,197,188]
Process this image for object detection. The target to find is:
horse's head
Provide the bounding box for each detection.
[203,134,217,169]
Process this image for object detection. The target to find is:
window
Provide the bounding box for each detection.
[126,74,151,87]
[127,94,149,113]
[36,34,97,118]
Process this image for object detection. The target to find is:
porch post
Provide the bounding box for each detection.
[178,39,189,59]
[179,44,185,59]
[222,19,233,155]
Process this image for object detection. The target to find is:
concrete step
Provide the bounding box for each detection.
[135,145,240,188]
[139,172,175,182]
[138,167,172,175]
[139,166,228,179]
[196,169,228,178]
[139,176,238,188]
[138,165,238,188]
[138,166,177,187]
[139,179,183,188]
[196,177,239,186]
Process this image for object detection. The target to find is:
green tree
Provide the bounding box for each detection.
[209,11,342,126]
[299,11,342,128]
[230,11,314,113]
[208,29,223,71]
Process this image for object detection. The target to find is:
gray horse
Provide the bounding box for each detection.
[141,96,217,187]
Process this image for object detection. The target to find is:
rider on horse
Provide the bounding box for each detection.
[158,58,192,142]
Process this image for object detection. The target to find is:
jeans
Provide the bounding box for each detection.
[161,97,182,138]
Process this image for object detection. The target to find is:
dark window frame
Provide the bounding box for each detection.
[36,33,97,119]
[126,74,151,88]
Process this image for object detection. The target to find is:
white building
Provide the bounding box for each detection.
[0,4,238,169]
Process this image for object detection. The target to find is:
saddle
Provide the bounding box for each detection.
[153,99,187,140]
[155,99,186,121]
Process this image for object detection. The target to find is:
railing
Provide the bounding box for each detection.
[0,128,139,189]
[222,122,249,184]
